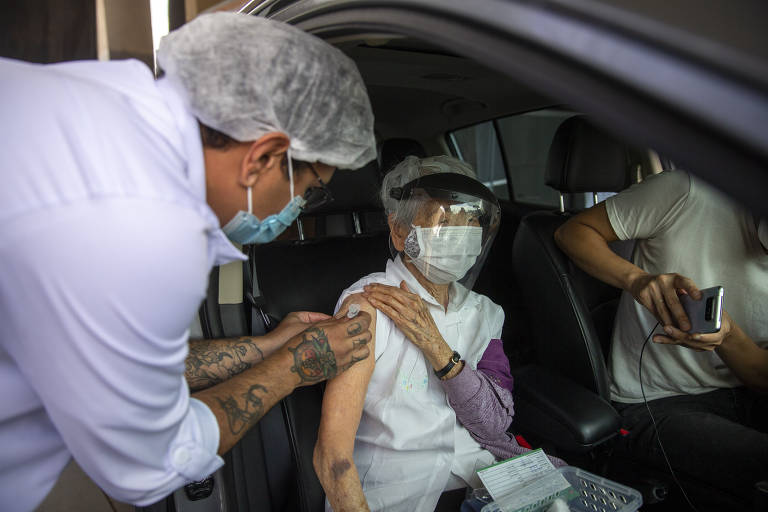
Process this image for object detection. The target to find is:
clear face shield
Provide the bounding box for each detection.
[389,173,501,291]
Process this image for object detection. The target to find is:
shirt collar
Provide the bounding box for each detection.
[386,255,471,312]
[156,78,246,266]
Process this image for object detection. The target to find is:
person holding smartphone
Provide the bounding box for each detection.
[555,169,767,510]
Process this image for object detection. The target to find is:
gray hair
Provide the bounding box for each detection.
[381,155,477,227]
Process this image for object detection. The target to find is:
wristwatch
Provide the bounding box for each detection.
[434,351,461,379]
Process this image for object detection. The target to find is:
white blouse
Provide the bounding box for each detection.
[333,256,505,511]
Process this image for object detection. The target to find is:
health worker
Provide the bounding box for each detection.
[0,12,375,511]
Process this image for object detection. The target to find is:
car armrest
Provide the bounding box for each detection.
[512,364,621,453]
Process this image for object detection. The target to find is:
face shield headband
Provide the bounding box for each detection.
[389,173,501,231]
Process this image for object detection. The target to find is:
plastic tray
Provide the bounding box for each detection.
[479,466,642,512]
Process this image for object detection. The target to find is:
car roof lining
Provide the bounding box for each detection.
[334,37,558,140]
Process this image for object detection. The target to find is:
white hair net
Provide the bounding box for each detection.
[157,12,376,170]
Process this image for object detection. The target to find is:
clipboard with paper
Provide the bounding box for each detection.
[475,449,642,512]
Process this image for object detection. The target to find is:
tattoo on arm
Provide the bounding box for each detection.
[215,384,268,435]
[186,338,264,391]
[289,327,338,384]
[339,353,367,373]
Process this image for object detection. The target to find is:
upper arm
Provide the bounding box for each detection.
[603,171,691,240]
[558,171,692,248]
[560,202,620,243]
[0,200,220,504]
[317,293,377,455]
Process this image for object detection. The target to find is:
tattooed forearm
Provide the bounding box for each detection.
[186,338,264,391]
[215,384,268,435]
[289,327,338,384]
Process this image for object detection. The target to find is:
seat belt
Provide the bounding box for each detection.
[245,245,272,336]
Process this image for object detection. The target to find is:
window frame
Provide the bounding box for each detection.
[447,108,580,209]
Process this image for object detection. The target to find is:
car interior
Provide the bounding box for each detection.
[29,0,747,504]
[129,31,740,512]
[12,2,767,511]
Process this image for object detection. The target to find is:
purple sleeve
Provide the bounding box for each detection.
[441,340,568,468]
[441,340,516,441]
[477,339,514,393]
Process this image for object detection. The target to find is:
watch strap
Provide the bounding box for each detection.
[434,351,461,379]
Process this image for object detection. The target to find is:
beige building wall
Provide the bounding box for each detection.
[96,0,154,68]
[36,459,132,512]
[186,0,251,20]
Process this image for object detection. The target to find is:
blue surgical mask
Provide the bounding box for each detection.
[222,153,307,244]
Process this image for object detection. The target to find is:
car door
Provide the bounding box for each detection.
[155,2,768,511]
[259,0,768,216]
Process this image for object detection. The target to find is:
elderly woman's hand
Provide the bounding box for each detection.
[363,281,456,373]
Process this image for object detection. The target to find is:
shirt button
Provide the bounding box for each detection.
[173,447,191,467]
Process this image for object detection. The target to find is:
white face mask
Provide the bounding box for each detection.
[404,225,483,284]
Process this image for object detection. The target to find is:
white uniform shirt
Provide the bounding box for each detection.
[605,171,768,403]
[332,256,504,512]
[0,58,246,510]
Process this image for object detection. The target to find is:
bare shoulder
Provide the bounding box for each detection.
[338,292,376,319]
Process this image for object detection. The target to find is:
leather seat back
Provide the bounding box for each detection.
[196,265,297,512]
[252,234,391,322]
[249,233,391,512]
[302,160,388,237]
[512,116,638,400]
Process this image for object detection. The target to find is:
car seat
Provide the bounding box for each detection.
[298,159,386,238]
[512,116,636,399]
[508,117,691,506]
[247,158,392,512]
[507,116,644,456]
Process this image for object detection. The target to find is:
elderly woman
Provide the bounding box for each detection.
[313,156,563,512]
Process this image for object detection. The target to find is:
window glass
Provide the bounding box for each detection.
[449,121,509,200]
[496,109,576,207]
[449,110,579,206]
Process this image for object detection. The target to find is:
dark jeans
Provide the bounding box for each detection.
[613,387,768,510]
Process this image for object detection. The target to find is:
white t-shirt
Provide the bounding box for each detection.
[0,58,245,510]
[605,171,768,403]
[330,256,504,512]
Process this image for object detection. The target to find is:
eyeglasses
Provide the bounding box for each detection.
[301,164,333,212]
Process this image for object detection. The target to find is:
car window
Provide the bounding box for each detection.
[497,110,577,207]
[448,121,509,200]
[449,109,578,207]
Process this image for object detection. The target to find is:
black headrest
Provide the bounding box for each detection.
[310,159,382,214]
[380,138,427,176]
[545,117,634,193]
[253,233,392,318]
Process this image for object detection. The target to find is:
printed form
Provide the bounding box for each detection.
[477,449,571,505]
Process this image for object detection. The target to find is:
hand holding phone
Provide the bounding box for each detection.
[679,286,724,334]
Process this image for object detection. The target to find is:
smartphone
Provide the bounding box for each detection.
[679,286,724,334]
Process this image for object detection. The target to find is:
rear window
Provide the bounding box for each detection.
[449,109,577,207]
[449,121,508,200]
